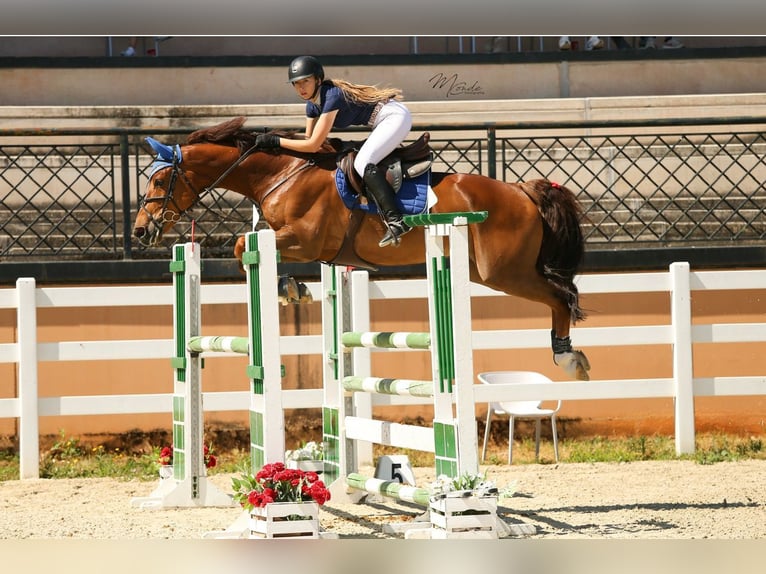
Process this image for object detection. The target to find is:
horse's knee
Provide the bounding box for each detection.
[234,236,246,273]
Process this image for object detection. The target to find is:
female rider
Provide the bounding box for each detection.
[254,55,413,247]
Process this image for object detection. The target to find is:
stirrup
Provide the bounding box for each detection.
[378,220,412,248]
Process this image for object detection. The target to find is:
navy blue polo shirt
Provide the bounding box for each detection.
[306,83,375,128]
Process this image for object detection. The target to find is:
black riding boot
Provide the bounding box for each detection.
[363,163,412,247]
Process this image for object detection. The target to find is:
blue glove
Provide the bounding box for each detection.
[255,133,281,149]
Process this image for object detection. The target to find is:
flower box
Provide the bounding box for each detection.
[286,459,324,473]
[248,501,320,539]
[429,491,498,539]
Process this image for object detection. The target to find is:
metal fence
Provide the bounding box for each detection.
[1,117,765,282]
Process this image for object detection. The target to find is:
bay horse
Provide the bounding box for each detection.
[133,117,591,380]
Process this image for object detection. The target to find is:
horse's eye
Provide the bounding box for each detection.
[154,179,164,188]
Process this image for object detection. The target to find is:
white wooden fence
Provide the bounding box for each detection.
[2,263,765,479]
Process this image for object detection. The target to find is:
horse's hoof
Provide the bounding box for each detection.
[298,282,313,304]
[277,276,300,305]
[554,349,591,381]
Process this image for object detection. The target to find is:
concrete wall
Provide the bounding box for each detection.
[3,53,766,108]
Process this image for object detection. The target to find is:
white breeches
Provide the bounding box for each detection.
[353,100,412,177]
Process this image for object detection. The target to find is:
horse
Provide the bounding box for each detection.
[133,117,591,380]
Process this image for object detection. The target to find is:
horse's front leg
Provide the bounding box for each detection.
[233,233,313,305]
[550,309,590,381]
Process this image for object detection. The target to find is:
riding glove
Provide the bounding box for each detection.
[255,133,281,149]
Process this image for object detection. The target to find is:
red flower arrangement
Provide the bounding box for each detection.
[231,462,331,512]
[158,444,217,469]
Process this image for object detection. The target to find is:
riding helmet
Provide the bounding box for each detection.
[288,56,324,83]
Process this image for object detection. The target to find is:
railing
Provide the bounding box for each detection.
[1,117,765,283]
[2,264,765,478]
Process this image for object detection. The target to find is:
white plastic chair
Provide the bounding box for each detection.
[478,371,561,464]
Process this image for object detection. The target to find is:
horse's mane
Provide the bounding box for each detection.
[186,116,337,155]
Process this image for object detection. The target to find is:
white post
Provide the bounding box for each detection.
[17,278,39,479]
[330,265,357,495]
[447,221,479,475]
[349,270,373,467]
[320,263,342,486]
[670,262,695,454]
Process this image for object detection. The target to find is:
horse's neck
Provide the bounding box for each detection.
[239,153,315,204]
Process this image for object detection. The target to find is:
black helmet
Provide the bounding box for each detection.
[288,56,324,83]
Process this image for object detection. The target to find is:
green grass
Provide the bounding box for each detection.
[0,432,763,482]
[480,432,765,466]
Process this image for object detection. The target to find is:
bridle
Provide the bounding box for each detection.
[136,147,205,244]
[136,143,319,245]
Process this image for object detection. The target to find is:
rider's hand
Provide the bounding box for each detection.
[255,133,281,149]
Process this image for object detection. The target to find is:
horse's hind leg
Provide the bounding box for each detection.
[476,267,591,381]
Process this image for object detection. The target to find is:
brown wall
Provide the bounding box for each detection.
[1,276,764,440]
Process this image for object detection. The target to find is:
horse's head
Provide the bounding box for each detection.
[133,137,203,246]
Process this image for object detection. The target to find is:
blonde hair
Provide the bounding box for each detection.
[329,78,403,104]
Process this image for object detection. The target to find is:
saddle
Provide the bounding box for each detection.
[337,132,433,198]
[326,132,433,272]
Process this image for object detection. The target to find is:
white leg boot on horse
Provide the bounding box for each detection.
[363,163,412,248]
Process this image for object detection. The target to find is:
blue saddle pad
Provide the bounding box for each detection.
[334,169,430,215]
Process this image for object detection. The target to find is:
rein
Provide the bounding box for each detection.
[200,143,259,196]
[259,159,317,204]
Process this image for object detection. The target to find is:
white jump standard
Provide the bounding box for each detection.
[322,211,487,499]
[132,230,286,510]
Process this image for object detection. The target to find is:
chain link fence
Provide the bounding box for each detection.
[1,119,764,279]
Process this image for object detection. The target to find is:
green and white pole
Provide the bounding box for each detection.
[346,473,431,506]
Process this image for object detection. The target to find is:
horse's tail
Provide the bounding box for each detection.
[524,179,587,323]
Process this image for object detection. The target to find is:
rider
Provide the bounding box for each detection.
[253,55,413,248]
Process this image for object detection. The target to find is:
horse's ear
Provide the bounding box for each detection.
[146,137,176,162]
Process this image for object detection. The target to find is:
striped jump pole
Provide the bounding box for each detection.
[341,331,431,349]
[187,335,249,355]
[342,376,434,398]
[346,473,431,506]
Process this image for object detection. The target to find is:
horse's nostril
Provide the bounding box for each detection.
[134,227,145,238]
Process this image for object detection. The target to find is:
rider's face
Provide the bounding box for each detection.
[292,77,319,100]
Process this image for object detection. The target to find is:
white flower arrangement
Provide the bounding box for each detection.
[428,471,517,499]
[284,440,324,462]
